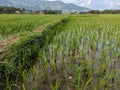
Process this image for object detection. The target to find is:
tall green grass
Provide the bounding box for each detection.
[20,14,119,90]
[0,14,120,90]
[0,17,69,89]
[0,14,65,42]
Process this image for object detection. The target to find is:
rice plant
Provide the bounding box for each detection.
[0,14,120,90]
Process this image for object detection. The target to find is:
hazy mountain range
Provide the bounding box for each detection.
[49,0,120,10]
[0,0,90,13]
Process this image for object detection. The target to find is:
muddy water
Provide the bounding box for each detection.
[25,31,120,90]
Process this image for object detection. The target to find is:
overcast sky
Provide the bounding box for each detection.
[48,0,120,10]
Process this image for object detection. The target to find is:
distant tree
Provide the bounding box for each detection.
[0,6,26,14]
[0,6,63,14]
[79,9,120,14]
[70,11,78,14]
[88,10,100,14]
[102,10,120,14]
[42,10,62,14]
[35,11,40,14]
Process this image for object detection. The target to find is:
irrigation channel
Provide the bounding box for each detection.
[24,16,120,90]
[1,15,120,90]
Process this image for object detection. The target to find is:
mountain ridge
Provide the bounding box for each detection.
[0,0,90,13]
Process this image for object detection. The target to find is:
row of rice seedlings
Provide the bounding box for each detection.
[34,16,119,89]
[0,14,65,41]
[0,17,69,90]
[21,16,119,89]
[4,15,120,90]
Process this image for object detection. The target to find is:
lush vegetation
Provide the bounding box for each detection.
[0,6,26,14]
[0,14,64,42]
[0,6,63,14]
[79,10,120,14]
[41,10,62,14]
[23,15,120,90]
[0,15,69,89]
[0,14,120,90]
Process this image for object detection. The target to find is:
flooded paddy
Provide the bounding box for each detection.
[25,16,120,90]
[1,15,120,90]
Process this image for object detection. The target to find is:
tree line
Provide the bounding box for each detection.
[0,6,62,14]
[0,6,120,14]
[0,6,26,14]
[79,10,120,14]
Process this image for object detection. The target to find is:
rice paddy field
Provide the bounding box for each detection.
[0,14,120,90]
[0,14,64,42]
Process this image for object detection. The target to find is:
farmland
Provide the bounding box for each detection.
[0,14,65,42]
[0,14,120,90]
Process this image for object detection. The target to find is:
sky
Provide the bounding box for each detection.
[48,0,120,10]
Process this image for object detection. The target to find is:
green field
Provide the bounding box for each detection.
[0,14,65,42]
[0,14,120,90]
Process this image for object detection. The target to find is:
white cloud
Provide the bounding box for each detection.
[80,0,92,6]
[116,3,120,6]
[48,0,92,6]
[110,3,113,6]
[48,0,120,9]
[110,2,120,6]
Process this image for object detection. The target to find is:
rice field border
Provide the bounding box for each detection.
[0,17,70,88]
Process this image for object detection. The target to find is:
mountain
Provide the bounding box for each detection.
[0,0,90,13]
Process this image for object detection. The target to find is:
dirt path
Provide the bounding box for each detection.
[0,26,44,61]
